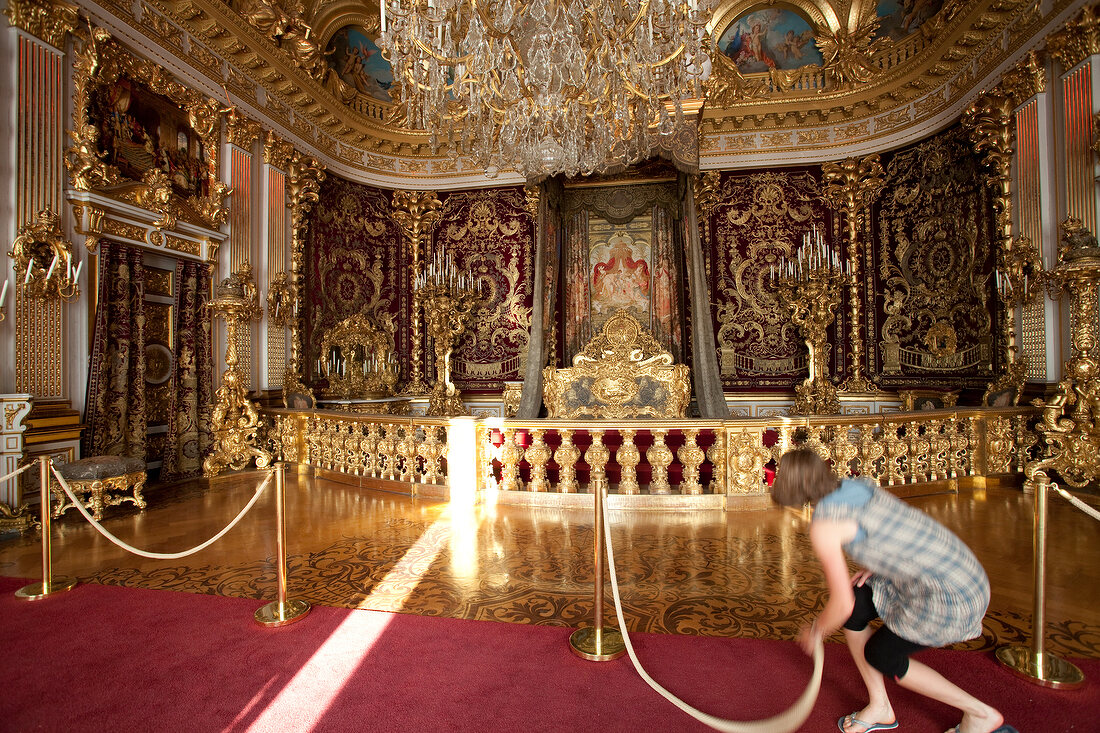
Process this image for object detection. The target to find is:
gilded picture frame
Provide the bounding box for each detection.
[66,28,231,233]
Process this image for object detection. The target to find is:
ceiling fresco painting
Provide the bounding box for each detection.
[324,25,393,103]
[717,8,824,73]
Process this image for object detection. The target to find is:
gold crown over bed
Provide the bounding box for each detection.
[543,310,691,419]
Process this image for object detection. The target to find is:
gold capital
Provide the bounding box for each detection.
[4,0,78,49]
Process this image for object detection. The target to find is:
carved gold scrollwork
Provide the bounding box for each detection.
[814,9,887,91]
[234,0,325,79]
[823,154,885,393]
[226,108,263,149]
[3,0,78,49]
[555,429,580,493]
[525,429,552,493]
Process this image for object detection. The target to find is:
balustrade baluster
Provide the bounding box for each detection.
[525,429,552,493]
[585,430,610,494]
[616,429,641,495]
[705,430,726,495]
[647,429,673,494]
[376,423,397,479]
[419,425,445,484]
[884,422,906,486]
[678,429,704,495]
[500,428,523,492]
[908,419,930,484]
[555,430,580,493]
[346,423,363,476]
[397,425,417,482]
[928,419,949,481]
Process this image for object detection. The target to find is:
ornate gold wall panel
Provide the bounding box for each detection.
[15,32,65,398]
[872,126,996,386]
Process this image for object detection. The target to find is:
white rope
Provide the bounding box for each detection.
[1051,483,1100,522]
[0,462,36,484]
[50,467,273,560]
[601,487,824,733]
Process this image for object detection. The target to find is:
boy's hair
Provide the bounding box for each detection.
[771,448,841,507]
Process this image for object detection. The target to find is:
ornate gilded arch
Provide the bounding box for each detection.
[709,0,841,36]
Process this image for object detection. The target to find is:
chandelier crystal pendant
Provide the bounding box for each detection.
[379,0,713,180]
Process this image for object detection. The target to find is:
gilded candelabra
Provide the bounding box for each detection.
[774,227,847,416]
[319,314,400,399]
[416,254,480,416]
[7,209,82,303]
[203,264,273,477]
[997,218,1096,689]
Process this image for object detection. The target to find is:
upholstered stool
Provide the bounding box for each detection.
[50,456,147,521]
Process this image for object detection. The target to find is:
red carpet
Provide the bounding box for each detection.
[1,576,1096,732]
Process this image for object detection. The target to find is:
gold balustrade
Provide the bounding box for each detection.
[262,406,1039,508]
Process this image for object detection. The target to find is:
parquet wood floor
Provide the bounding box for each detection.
[1,469,1097,660]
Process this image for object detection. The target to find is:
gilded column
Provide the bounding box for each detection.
[4,0,77,399]
[262,131,294,390]
[1002,51,1053,382]
[227,112,262,392]
[284,146,325,381]
[963,90,1018,365]
[822,154,885,394]
[1049,6,1100,234]
[392,190,443,395]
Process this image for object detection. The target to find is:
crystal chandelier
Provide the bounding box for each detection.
[379,0,712,180]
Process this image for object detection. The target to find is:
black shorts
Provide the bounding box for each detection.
[843,582,928,679]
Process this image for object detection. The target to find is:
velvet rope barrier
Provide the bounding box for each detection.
[601,487,824,733]
[0,462,36,484]
[51,466,273,560]
[1052,483,1100,522]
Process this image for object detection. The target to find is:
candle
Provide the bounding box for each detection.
[380,0,386,33]
[73,260,83,283]
[0,278,7,306]
[25,258,34,284]
[46,254,58,280]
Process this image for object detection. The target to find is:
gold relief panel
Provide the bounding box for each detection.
[913,90,946,119]
[875,109,911,132]
[797,129,830,145]
[760,132,793,147]
[835,121,870,140]
[189,42,223,81]
[226,109,262,150]
[336,145,365,166]
[145,267,174,298]
[1000,50,1046,106]
[101,219,150,243]
[264,131,295,170]
[3,0,78,49]
[366,153,397,171]
[724,135,756,151]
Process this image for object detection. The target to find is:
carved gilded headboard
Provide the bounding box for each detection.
[543,310,690,418]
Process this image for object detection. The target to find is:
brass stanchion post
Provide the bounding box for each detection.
[255,463,310,626]
[995,473,1084,688]
[569,482,625,661]
[16,456,76,600]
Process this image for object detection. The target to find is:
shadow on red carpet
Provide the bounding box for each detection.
[1,577,1095,732]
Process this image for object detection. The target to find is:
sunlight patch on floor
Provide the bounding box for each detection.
[246,520,448,732]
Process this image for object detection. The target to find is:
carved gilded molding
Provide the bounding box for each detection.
[285,149,325,374]
[391,189,443,394]
[1047,2,1100,70]
[1000,49,1046,105]
[3,0,78,48]
[66,28,232,230]
[263,130,295,169]
[815,7,887,91]
[226,108,263,149]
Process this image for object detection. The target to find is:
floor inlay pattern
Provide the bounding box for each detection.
[2,473,1098,660]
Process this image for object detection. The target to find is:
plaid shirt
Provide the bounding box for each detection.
[813,479,990,647]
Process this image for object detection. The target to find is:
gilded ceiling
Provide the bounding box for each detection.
[73,0,1092,185]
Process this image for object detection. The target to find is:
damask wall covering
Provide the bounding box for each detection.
[304,176,535,394]
[701,123,998,395]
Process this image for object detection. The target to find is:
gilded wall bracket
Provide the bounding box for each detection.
[7,209,80,302]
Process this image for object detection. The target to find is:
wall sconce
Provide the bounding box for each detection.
[7,209,81,302]
[267,271,298,328]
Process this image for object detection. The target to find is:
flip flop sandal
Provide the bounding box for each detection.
[838,713,899,733]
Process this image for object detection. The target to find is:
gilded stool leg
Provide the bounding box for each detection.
[130,472,147,510]
[48,478,69,519]
[87,479,107,521]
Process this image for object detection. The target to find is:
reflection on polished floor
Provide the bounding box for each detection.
[1,469,1098,660]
